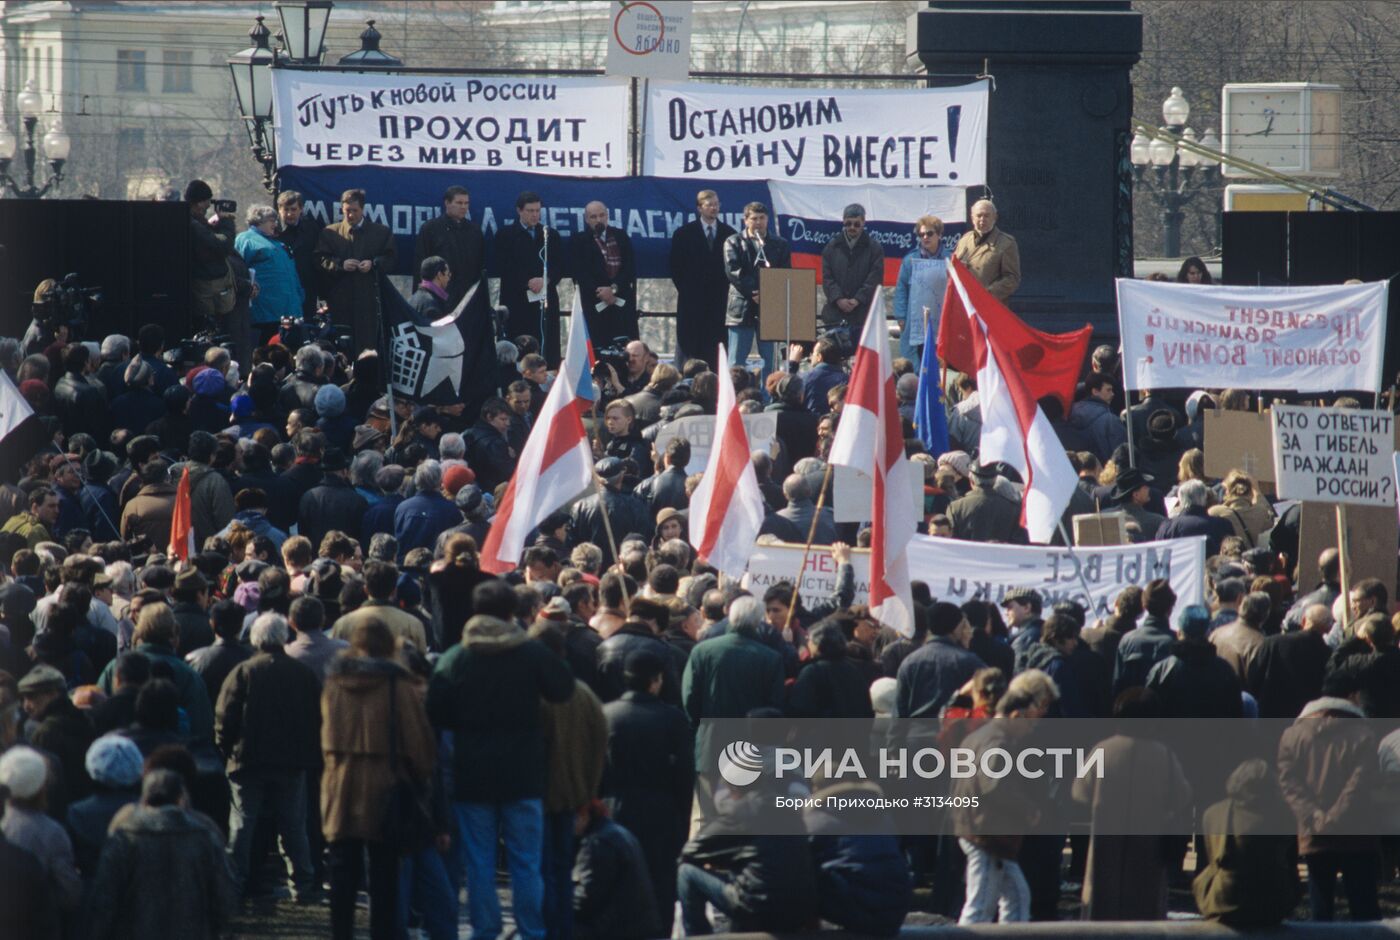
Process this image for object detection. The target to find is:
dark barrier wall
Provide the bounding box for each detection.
[907,1,1142,337]
[1221,209,1400,387]
[0,199,190,340]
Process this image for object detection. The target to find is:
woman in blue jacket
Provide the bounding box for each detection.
[892,215,949,362]
[235,205,305,346]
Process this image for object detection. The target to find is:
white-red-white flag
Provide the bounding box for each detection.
[948,257,1077,544]
[480,293,597,573]
[689,345,766,576]
[828,290,917,638]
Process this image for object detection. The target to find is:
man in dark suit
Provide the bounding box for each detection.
[669,189,735,368]
[413,184,484,312]
[724,201,790,376]
[571,200,638,346]
[275,190,323,318]
[314,188,397,353]
[495,190,564,364]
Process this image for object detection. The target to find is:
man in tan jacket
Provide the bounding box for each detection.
[954,199,1021,302]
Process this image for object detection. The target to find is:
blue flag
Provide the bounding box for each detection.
[913,324,950,456]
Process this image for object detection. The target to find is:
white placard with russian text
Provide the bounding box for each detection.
[1116,278,1388,394]
[644,80,988,184]
[272,70,630,177]
[1272,405,1396,507]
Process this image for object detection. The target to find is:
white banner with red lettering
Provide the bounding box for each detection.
[1116,279,1388,394]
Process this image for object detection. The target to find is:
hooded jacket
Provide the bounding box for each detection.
[427,615,574,803]
[320,655,435,844]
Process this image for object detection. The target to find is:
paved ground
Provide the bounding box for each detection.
[226,851,1399,938]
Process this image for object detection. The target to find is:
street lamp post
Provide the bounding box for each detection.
[1131,87,1221,258]
[227,15,279,194]
[0,79,71,198]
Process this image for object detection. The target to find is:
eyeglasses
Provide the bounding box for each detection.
[917,230,939,238]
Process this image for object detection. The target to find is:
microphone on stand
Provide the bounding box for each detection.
[753,232,770,268]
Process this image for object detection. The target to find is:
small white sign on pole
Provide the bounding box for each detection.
[606,0,693,80]
[1271,405,1396,507]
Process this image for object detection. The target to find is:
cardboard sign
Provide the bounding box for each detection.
[831,465,926,524]
[1298,501,1399,599]
[654,412,776,469]
[1272,405,1396,507]
[1204,410,1276,483]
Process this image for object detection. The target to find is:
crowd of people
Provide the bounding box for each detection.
[0,177,1396,939]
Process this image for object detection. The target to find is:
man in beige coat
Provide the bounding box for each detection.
[954,199,1021,302]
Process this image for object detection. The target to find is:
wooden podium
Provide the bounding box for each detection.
[758,268,817,356]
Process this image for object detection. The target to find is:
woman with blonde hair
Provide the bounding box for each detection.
[1209,469,1275,547]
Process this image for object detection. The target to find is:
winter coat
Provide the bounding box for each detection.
[540,679,608,814]
[953,226,1020,301]
[819,231,885,329]
[236,227,304,323]
[186,464,235,550]
[427,615,574,803]
[65,786,138,877]
[1068,397,1126,463]
[1193,795,1300,926]
[97,640,214,744]
[802,362,847,417]
[320,655,435,844]
[298,474,369,555]
[1248,629,1330,720]
[26,693,96,811]
[110,387,167,437]
[1210,620,1266,685]
[233,468,300,533]
[634,465,688,515]
[331,600,429,654]
[216,509,287,552]
[360,492,403,545]
[776,497,837,545]
[423,562,494,649]
[683,629,785,769]
[1155,505,1233,558]
[392,491,461,561]
[463,420,516,493]
[1146,639,1243,719]
[787,655,875,719]
[601,689,693,911]
[804,784,913,938]
[680,822,817,932]
[186,638,253,704]
[119,482,177,549]
[53,371,109,441]
[171,601,214,656]
[569,488,653,568]
[1114,614,1176,693]
[215,648,322,774]
[79,481,121,543]
[88,804,236,940]
[572,816,663,940]
[951,718,1043,858]
[1023,642,1092,717]
[276,216,324,317]
[414,214,485,311]
[1209,496,1275,548]
[947,484,1027,544]
[1072,734,1193,920]
[1276,696,1379,856]
[0,831,58,940]
[596,623,683,705]
[893,635,984,719]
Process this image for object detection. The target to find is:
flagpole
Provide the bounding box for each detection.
[782,461,834,638]
[1055,520,1099,610]
[592,471,631,611]
[377,274,399,441]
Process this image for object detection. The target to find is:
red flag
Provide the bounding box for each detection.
[936,259,1093,412]
[168,466,194,563]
